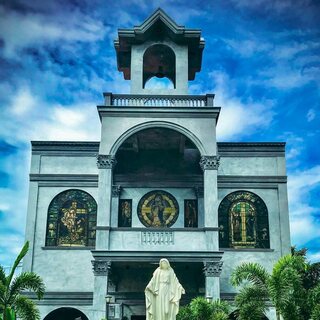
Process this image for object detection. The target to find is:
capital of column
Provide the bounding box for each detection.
[203,261,223,277]
[112,185,122,197]
[200,155,220,171]
[96,154,117,169]
[91,259,111,276]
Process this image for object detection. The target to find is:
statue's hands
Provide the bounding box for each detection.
[182,288,186,294]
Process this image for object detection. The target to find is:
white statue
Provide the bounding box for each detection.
[145,258,185,320]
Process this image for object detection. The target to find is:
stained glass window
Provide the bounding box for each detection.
[218,191,270,249]
[46,189,97,247]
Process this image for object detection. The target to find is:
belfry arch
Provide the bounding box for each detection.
[143,44,176,89]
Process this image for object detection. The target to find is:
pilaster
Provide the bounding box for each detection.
[200,155,220,250]
[96,155,117,250]
[203,261,223,300]
[92,259,111,320]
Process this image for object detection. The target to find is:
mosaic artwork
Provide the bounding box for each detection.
[137,190,179,227]
[184,199,198,228]
[218,191,270,248]
[46,189,97,247]
[118,199,132,227]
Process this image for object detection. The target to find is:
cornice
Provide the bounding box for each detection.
[97,106,221,121]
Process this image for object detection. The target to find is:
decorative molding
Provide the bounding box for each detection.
[42,246,94,250]
[92,250,224,263]
[31,141,99,155]
[96,154,117,169]
[112,185,122,197]
[203,261,223,277]
[91,259,111,276]
[111,227,219,232]
[141,231,174,245]
[200,155,220,171]
[23,291,93,306]
[221,248,274,252]
[97,106,220,121]
[217,142,285,157]
[194,186,204,198]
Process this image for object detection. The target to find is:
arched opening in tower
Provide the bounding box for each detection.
[143,44,176,89]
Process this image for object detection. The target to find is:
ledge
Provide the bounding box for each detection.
[111,227,219,231]
[92,250,224,262]
[42,246,95,250]
[221,248,274,252]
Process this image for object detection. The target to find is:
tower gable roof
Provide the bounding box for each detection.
[114,8,205,80]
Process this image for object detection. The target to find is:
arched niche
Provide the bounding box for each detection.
[44,307,89,320]
[143,44,176,89]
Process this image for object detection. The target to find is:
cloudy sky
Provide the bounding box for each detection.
[0,0,319,268]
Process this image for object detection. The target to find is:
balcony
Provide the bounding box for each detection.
[103,93,215,107]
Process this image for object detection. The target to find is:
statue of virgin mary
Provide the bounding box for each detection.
[145,259,185,320]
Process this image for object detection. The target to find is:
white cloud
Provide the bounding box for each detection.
[309,252,320,263]
[307,108,316,122]
[0,5,108,58]
[287,165,320,254]
[210,71,274,140]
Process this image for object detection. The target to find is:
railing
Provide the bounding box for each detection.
[104,93,214,107]
[141,231,174,245]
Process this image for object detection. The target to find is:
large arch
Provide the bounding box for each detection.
[44,307,89,320]
[109,121,206,156]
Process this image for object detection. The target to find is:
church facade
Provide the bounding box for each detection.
[23,9,291,320]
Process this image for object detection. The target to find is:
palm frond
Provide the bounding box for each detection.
[0,266,6,286]
[15,295,40,320]
[274,254,306,275]
[230,262,269,288]
[9,272,45,301]
[235,285,268,320]
[6,242,29,288]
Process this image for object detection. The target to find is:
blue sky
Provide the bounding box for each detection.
[0,0,319,268]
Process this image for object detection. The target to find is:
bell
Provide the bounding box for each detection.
[155,65,165,78]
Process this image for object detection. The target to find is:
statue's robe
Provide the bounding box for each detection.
[145,267,185,320]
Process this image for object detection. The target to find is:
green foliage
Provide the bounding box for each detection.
[190,297,213,320]
[230,262,269,288]
[177,297,229,320]
[231,251,320,320]
[0,241,45,320]
[177,305,194,320]
[235,285,268,320]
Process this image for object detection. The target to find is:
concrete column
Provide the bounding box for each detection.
[278,183,291,255]
[96,155,117,250]
[92,260,111,320]
[200,156,220,250]
[23,181,39,272]
[194,187,204,227]
[111,185,122,227]
[203,261,223,300]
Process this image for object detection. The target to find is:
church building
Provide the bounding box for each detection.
[23,9,291,320]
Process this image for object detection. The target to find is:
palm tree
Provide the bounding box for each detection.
[231,254,306,320]
[0,241,45,320]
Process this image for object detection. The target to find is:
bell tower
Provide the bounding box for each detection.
[114,8,205,95]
